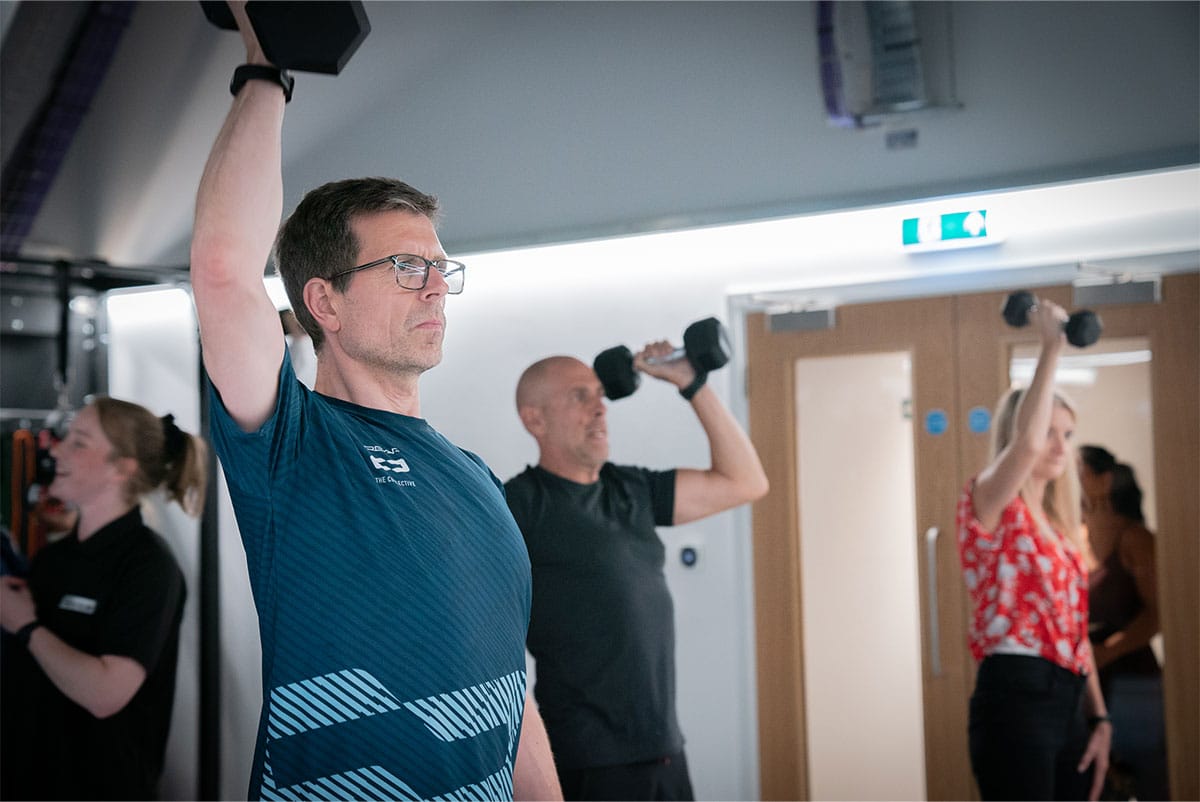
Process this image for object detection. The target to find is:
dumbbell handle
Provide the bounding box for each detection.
[643,347,688,366]
[594,317,729,401]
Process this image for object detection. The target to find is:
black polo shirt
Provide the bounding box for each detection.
[8,507,186,800]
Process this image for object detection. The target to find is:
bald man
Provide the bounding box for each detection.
[505,342,769,801]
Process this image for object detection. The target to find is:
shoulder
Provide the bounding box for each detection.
[455,444,486,468]
[209,350,297,437]
[1118,523,1157,564]
[603,462,670,485]
[27,536,72,581]
[456,447,495,478]
[503,465,541,504]
[957,478,1027,548]
[956,477,990,527]
[956,479,976,517]
[465,448,506,492]
[959,477,1024,522]
[85,525,186,612]
[30,534,73,562]
[504,464,538,489]
[122,525,184,581]
[603,464,676,511]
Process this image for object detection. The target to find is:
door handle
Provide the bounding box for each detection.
[925,526,942,678]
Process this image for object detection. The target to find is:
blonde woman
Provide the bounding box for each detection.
[956,298,1111,801]
[0,397,206,800]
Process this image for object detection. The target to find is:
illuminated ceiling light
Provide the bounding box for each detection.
[1009,361,1097,387]
[1010,349,1151,388]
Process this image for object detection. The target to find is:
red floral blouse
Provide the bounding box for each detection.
[956,480,1091,675]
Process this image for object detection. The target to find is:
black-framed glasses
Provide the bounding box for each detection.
[331,254,466,294]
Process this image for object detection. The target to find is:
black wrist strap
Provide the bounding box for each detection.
[1088,714,1111,728]
[15,620,40,647]
[680,370,708,401]
[231,64,294,103]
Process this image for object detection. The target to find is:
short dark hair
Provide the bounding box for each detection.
[273,177,440,351]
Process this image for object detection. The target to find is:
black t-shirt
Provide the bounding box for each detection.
[505,463,683,770]
[2,507,186,800]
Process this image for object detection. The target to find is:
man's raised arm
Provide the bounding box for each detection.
[190,1,288,432]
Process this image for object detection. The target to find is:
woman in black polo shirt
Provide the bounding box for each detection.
[0,396,207,800]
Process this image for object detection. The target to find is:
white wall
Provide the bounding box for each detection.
[105,286,201,801]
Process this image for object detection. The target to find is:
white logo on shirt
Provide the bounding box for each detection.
[370,455,410,473]
[363,445,416,487]
[59,594,97,614]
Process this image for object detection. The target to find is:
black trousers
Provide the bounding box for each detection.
[969,654,1095,801]
[557,752,694,801]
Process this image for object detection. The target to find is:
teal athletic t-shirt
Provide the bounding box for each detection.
[209,355,531,801]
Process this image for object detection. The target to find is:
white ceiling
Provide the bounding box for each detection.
[5,1,1198,271]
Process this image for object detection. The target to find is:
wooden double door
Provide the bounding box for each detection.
[746,273,1198,801]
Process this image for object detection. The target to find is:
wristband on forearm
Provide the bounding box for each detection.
[1087,714,1111,729]
[15,620,41,647]
[230,64,294,103]
[680,370,707,401]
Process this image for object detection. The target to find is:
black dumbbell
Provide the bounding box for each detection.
[1001,290,1103,347]
[200,1,371,75]
[593,317,731,400]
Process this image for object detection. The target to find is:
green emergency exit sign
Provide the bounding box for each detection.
[902,210,996,250]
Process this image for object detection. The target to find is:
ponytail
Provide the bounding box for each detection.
[159,413,208,517]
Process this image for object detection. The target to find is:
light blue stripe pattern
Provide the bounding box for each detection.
[405,670,525,745]
[267,668,403,740]
[260,754,423,802]
[258,669,526,801]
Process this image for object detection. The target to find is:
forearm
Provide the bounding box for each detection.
[690,384,768,497]
[1095,607,1160,667]
[1080,656,1113,801]
[1012,336,1063,448]
[671,383,769,523]
[1083,651,1109,718]
[513,694,562,801]
[26,626,144,719]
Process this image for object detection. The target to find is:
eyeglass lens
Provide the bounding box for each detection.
[393,257,465,294]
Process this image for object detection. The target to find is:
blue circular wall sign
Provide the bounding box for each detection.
[968,405,992,434]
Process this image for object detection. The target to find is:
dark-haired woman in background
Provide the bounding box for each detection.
[1079,445,1167,800]
[0,397,207,800]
